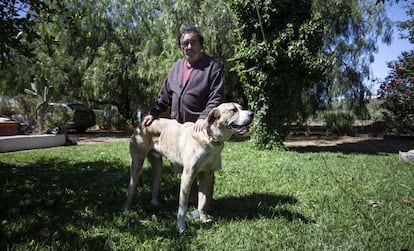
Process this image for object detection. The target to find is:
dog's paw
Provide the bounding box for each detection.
[201,217,213,224]
[150,199,160,206]
[186,209,200,219]
[177,221,186,233]
[122,208,129,214]
[200,215,213,224]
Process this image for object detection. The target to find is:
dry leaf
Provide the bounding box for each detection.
[367,200,381,208]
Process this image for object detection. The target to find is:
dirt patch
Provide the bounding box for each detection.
[285,134,414,154]
[67,130,131,145]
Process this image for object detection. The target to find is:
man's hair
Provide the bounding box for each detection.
[177,26,204,48]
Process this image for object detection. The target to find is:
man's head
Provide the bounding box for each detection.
[178,26,204,65]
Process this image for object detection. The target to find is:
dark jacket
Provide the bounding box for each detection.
[149,55,224,123]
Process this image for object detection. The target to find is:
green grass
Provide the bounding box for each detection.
[1,140,413,250]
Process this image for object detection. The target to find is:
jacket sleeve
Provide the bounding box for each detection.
[198,62,224,119]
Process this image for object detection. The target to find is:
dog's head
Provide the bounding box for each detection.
[206,102,254,142]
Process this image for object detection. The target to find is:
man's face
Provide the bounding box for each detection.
[179,32,203,65]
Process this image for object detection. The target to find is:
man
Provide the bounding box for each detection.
[141,26,224,212]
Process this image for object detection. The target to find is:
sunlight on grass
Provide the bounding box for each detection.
[1,140,413,250]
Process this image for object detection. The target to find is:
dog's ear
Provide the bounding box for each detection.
[207,108,220,125]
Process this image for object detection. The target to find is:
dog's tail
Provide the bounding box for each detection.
[136,108,143,125]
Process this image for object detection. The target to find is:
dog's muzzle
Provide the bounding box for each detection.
[230,124,249,135]
[230,111,254,135]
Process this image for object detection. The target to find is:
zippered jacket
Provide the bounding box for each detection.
[149,54,224,123]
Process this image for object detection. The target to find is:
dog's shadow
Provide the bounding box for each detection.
[136,168,312,225]
[139,191,311,225]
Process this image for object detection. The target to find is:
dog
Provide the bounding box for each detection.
[123,102,254,232]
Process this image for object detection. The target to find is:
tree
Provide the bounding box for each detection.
[1,0,392,136]
[1,0,240,124]
[80,0,165,121]
[0,0,99,102]
[312,0,392,111]
[231,0,330,148]
[398,1,414,43]
[1,0,169,121]
[378,50,414,133]
[0,0,69,97]
[231,0,393,148]
[0,0,50,63]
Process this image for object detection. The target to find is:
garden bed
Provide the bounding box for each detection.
[0,120,20,136]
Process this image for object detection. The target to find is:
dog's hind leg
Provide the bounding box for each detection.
[123,138,145,210]
[147,150,163,206]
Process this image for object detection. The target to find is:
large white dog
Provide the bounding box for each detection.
[123,102,254,232]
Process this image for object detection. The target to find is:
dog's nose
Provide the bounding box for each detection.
[248,111,254,118]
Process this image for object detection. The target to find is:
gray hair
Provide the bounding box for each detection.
[177,26,204,48]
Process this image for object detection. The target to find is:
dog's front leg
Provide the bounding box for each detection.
[198,171,214,223]
[177,170,196,233]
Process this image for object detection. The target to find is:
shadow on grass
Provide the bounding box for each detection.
[0,157,135,249]
[214,193,312,224]
[287,136,414,155]
[0,158,309,249]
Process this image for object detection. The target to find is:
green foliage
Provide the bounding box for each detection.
[13,95,39,131]
[1,0,238,124]
[0,0,398,141]
[95,106,128,130]
[24,81,53,133]
[24,81,51,103]
[378,2,414,135]
[0,98,15,116]
[324,111,355,136]
[378,50,414,134]
[313,0,392,104]
[21,81,73,134]
[231,0,329,148]
[0,0,51,63]
[0,1,78,98]
[398,1,414,43]
[366,98,386,122]
[43,105,74,133]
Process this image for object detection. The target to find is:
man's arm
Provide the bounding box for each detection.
[198,62,224,120]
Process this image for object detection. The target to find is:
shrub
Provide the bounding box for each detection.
[324,112,355,136]
[95,106,127,130]
[14,95,38,123]
[378,50,414,134]
[231,2,329,149]
[43,105,74,134]
[0,98,15,116]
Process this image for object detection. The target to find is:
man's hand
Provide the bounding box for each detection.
[141,115,155,128]
[194,118,206,132]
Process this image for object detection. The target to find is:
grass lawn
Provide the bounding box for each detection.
[0,140,413,250]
